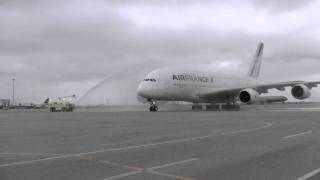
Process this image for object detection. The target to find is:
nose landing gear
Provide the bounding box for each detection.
[149,101,158,112]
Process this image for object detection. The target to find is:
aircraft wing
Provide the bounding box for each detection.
[197,81,320,102]
[254,81,320,92]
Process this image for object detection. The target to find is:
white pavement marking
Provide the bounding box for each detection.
[0,122,271,167]
[296,168,320,180]
[275,110,320,112]
[282,131,312,139]
[0,153,61,156]
[273,107,320,112]
[0,154,74,168]
[222,122,272,135]
[148,158,198,170]
[79,134,220,156]
[287,108,320,110]
[103,171,143,180]
[102,158,198,180]
[80,122,272,156]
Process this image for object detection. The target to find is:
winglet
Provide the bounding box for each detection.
[247,43,264,78]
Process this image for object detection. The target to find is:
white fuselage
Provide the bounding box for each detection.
[137,68,260,103]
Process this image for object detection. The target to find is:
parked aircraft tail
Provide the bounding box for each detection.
[43,98,50,105]
[247,42,264,78]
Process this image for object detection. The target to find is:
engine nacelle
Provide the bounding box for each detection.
[291,84,311,100]
[239,88,260,104]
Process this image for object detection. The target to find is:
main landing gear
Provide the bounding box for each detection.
[149,101,158,112]
[192,98,240,111]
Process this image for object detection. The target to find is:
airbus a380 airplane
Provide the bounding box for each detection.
[137,43,320,111]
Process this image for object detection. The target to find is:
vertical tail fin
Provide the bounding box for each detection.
[247,42,264,78]
[43,98,50,105]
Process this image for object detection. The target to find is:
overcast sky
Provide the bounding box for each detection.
[1,0,320,105]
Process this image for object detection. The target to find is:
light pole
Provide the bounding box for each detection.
[12,78,15,106]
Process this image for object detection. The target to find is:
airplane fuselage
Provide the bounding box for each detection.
[137,68,260,103]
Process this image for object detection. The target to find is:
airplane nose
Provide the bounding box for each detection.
[137,83,147,97]
[137,83,150,103]
[137,82,154,99]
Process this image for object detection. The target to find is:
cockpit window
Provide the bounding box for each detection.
[143,78,156,82]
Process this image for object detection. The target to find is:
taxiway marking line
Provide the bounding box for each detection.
[274,110,320,112]
[287,108,320,110]
[272,107,320,112]
[103,171,142,180]
[79,155,143,171]
[282,131,312,139]
[79,155,196,180]
[296,168,320,180]
[102,158,197,180]
[148,158,198,170]
[81,122,272,155]
[0,122,271,167]
[0,154,73,168]
[82,135,220,155]
[79,155,145,180]
[145,158,198,180]
[146,170,196,180]
[222,122,272,135]
[0,153,61,156]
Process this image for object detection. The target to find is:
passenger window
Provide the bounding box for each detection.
[143,78,156,82]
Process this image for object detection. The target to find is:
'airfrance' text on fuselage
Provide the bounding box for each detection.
[172,74,214,83]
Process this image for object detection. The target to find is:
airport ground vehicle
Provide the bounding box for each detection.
[0,99,10,110]
[48,95,76,112]
[48,102,75,112]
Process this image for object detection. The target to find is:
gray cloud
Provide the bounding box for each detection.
[102,0,317,13]
[249,0,316,13]
[2,0,315,12]
[0,0,319,104]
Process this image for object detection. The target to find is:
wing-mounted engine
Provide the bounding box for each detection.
[291,84,311,100]
[239,88,260,104]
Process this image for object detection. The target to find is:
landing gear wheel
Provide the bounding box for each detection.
[149,100,158,112]
[149,105,158,112]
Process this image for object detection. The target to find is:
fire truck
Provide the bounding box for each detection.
[48,95,76,112]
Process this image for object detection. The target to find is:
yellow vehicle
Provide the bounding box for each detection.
[48,102,75,112]
[48,95,76,112]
